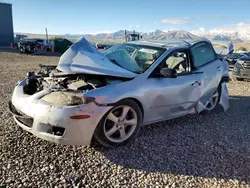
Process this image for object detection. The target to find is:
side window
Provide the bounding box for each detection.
[164,51,189,74]
[191,42,217,68]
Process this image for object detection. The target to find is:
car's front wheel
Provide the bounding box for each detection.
[94,99,142,147]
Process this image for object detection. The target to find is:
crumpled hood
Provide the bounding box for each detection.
[56,37,137,78]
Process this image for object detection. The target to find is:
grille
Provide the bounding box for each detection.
[242,61,250,69]
[15,116,34,128]
[9,101,34,128]
[9,101,21,115]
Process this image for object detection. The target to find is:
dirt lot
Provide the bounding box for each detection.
[0,52,250,187]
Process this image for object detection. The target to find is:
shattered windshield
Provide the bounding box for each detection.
[102,44,165,73]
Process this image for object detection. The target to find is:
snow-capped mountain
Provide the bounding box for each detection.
[152,30,202,40]
[145,29,165,37]
[63,29,250,43]
[81,30,204,41]
[190,28,250,42]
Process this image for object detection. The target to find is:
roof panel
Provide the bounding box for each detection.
[126,39,210,49]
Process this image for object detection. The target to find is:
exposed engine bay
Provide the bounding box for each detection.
[23,64,129,95]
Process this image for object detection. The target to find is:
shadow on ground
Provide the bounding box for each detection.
[0,47,18,53]
[96,96,250,182]
[34,52,62,57]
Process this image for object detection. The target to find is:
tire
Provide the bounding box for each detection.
[201,84,221,113]
[94,99,142,147]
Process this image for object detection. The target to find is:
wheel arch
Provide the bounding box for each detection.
[117,97,144,121]
[93,97,144,147]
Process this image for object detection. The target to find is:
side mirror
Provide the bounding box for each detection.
[160,67,177,78]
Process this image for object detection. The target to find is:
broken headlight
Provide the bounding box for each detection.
[40,92,95,106]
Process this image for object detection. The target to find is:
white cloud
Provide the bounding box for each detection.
[130,25,140,28]
[235,22,250,33]
[237,22,244,26]
[79,30,115,35]
[154,18,191,25]
[199,27,205,32]
[191,23,250,35]
[162,28,180,32]
[190,22,250,40]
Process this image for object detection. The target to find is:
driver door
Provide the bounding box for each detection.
[144,49,203,123]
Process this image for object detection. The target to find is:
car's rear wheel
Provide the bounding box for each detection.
[204,89,220,111]
[202,84,221,112]
[94,99,142,147]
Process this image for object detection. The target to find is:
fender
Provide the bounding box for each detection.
[219,82,229,111]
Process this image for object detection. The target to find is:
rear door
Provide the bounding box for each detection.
[190,42,222,104]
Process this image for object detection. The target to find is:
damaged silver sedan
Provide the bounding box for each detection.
[9,37,230,147]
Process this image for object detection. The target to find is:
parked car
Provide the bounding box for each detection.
[95,43,113,51]
[17,39,40,54]
[9,37,230,147]
[210,40,238,69]
[232,54,250,81]
[18,38,52,53]
[14,34,27,47]
[34,38,52,52]
[225,53,243,68]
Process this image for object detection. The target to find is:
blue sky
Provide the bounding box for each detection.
[5,0,250,34]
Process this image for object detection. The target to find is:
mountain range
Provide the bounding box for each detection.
[73,29,250,43]
[17,29,250,44]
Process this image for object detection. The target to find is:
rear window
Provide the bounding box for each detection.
[191,42,217,68]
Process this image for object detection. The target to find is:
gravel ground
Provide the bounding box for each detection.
[1,52,250,188]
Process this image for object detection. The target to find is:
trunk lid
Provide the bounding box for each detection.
[211,40,234,56]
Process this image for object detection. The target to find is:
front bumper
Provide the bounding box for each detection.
[10,80,111,146]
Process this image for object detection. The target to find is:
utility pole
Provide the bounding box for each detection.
[125,30,127,42]
[45,28,49,45]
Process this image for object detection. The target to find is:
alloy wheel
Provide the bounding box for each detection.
[103,105,138,143]
[204,90,219,111]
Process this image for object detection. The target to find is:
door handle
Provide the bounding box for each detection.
[217,66,221,71]
[191,81,201,86]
